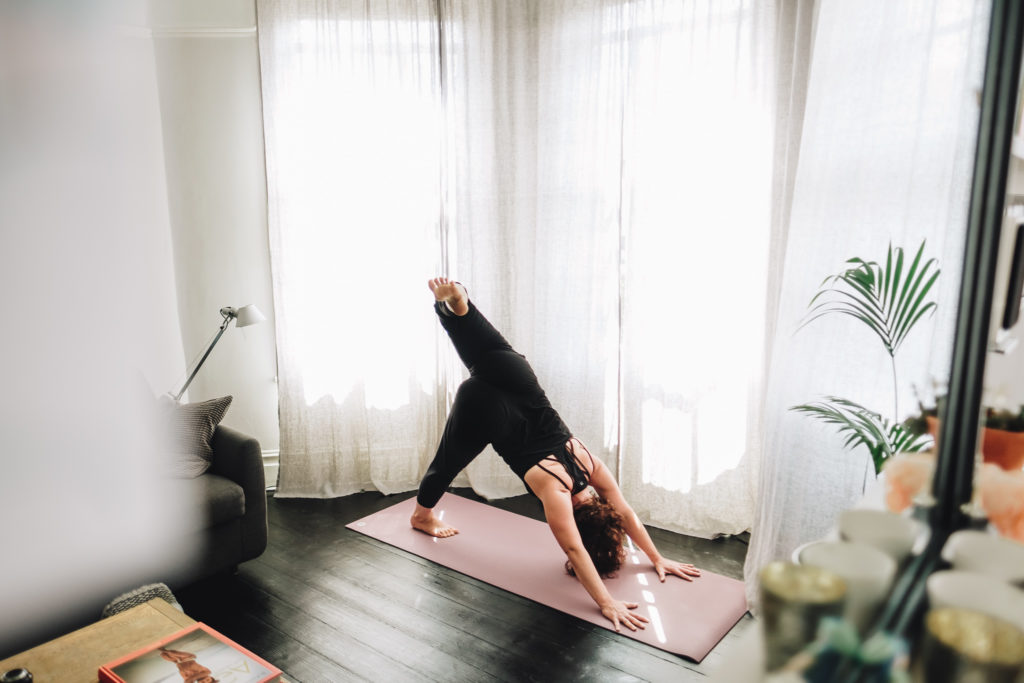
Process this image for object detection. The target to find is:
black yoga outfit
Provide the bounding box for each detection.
[416,296,591,508]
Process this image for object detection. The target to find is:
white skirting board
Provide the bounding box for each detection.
[262,450,279,491]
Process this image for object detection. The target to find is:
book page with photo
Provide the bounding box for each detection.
[99,623,280,683]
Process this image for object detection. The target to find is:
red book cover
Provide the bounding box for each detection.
[97,622,281,683]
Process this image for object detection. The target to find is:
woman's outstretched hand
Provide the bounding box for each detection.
[600,599,649,632]
[652,557,702,582]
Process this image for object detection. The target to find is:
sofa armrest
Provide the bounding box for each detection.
[209,425,268,560]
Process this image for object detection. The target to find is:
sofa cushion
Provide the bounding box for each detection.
[165,396,233,478]
[167,473,246,533]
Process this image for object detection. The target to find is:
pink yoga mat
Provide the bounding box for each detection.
[346,493,748,661]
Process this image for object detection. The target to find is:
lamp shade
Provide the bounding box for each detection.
[234,304,266,327]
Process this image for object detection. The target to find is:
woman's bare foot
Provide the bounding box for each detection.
[428,277,469,316]
[411,504,459,538]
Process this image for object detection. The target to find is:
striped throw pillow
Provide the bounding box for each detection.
[166,396,233,478]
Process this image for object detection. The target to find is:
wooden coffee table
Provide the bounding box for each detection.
[0,598,286,682]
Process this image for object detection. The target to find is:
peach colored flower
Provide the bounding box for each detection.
[882,452,936,513]
[978,463,1024,543]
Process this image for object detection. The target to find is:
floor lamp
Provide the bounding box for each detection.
[172,304,266,402]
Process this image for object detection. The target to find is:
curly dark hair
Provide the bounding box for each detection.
[565,497,627,578]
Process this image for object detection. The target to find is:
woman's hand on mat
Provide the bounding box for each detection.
[652,557,702,582]
[600,599,649,632]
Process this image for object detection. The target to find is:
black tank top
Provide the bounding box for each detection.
[533,439,595,495]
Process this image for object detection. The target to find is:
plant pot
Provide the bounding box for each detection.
[926,416,1024,471]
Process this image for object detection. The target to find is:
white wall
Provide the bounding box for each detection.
[986,346,1024,407]
[0,2,194,654]
[150,0,281,455]
[986,153,1024,408]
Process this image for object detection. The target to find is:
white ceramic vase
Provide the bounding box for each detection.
[798,541,897,635]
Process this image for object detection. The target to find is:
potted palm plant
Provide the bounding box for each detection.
[907,400,1024,471]
[791,241,938,474]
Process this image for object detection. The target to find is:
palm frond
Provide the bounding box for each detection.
[791,396,933,474]
[797,241,939,358]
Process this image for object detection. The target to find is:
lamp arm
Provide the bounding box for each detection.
[172,314,233,401]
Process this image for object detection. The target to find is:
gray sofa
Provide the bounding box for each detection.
[162,424,268,588]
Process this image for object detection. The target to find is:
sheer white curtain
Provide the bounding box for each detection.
[437,0,625,499]
[258,0,447,497]
[744,0,990,605]
[260,0,861,552]
[438,1,786,530]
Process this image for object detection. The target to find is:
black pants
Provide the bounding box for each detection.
[416,300,553,508]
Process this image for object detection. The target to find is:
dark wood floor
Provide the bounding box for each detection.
[176,489,753,682]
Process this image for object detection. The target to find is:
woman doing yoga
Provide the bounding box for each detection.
[411,278,702,632]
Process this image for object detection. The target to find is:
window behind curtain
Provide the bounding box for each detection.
[266,5,443,410]
[617,0,778,535]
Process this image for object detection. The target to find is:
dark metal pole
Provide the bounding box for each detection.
[931,0,1024,533]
